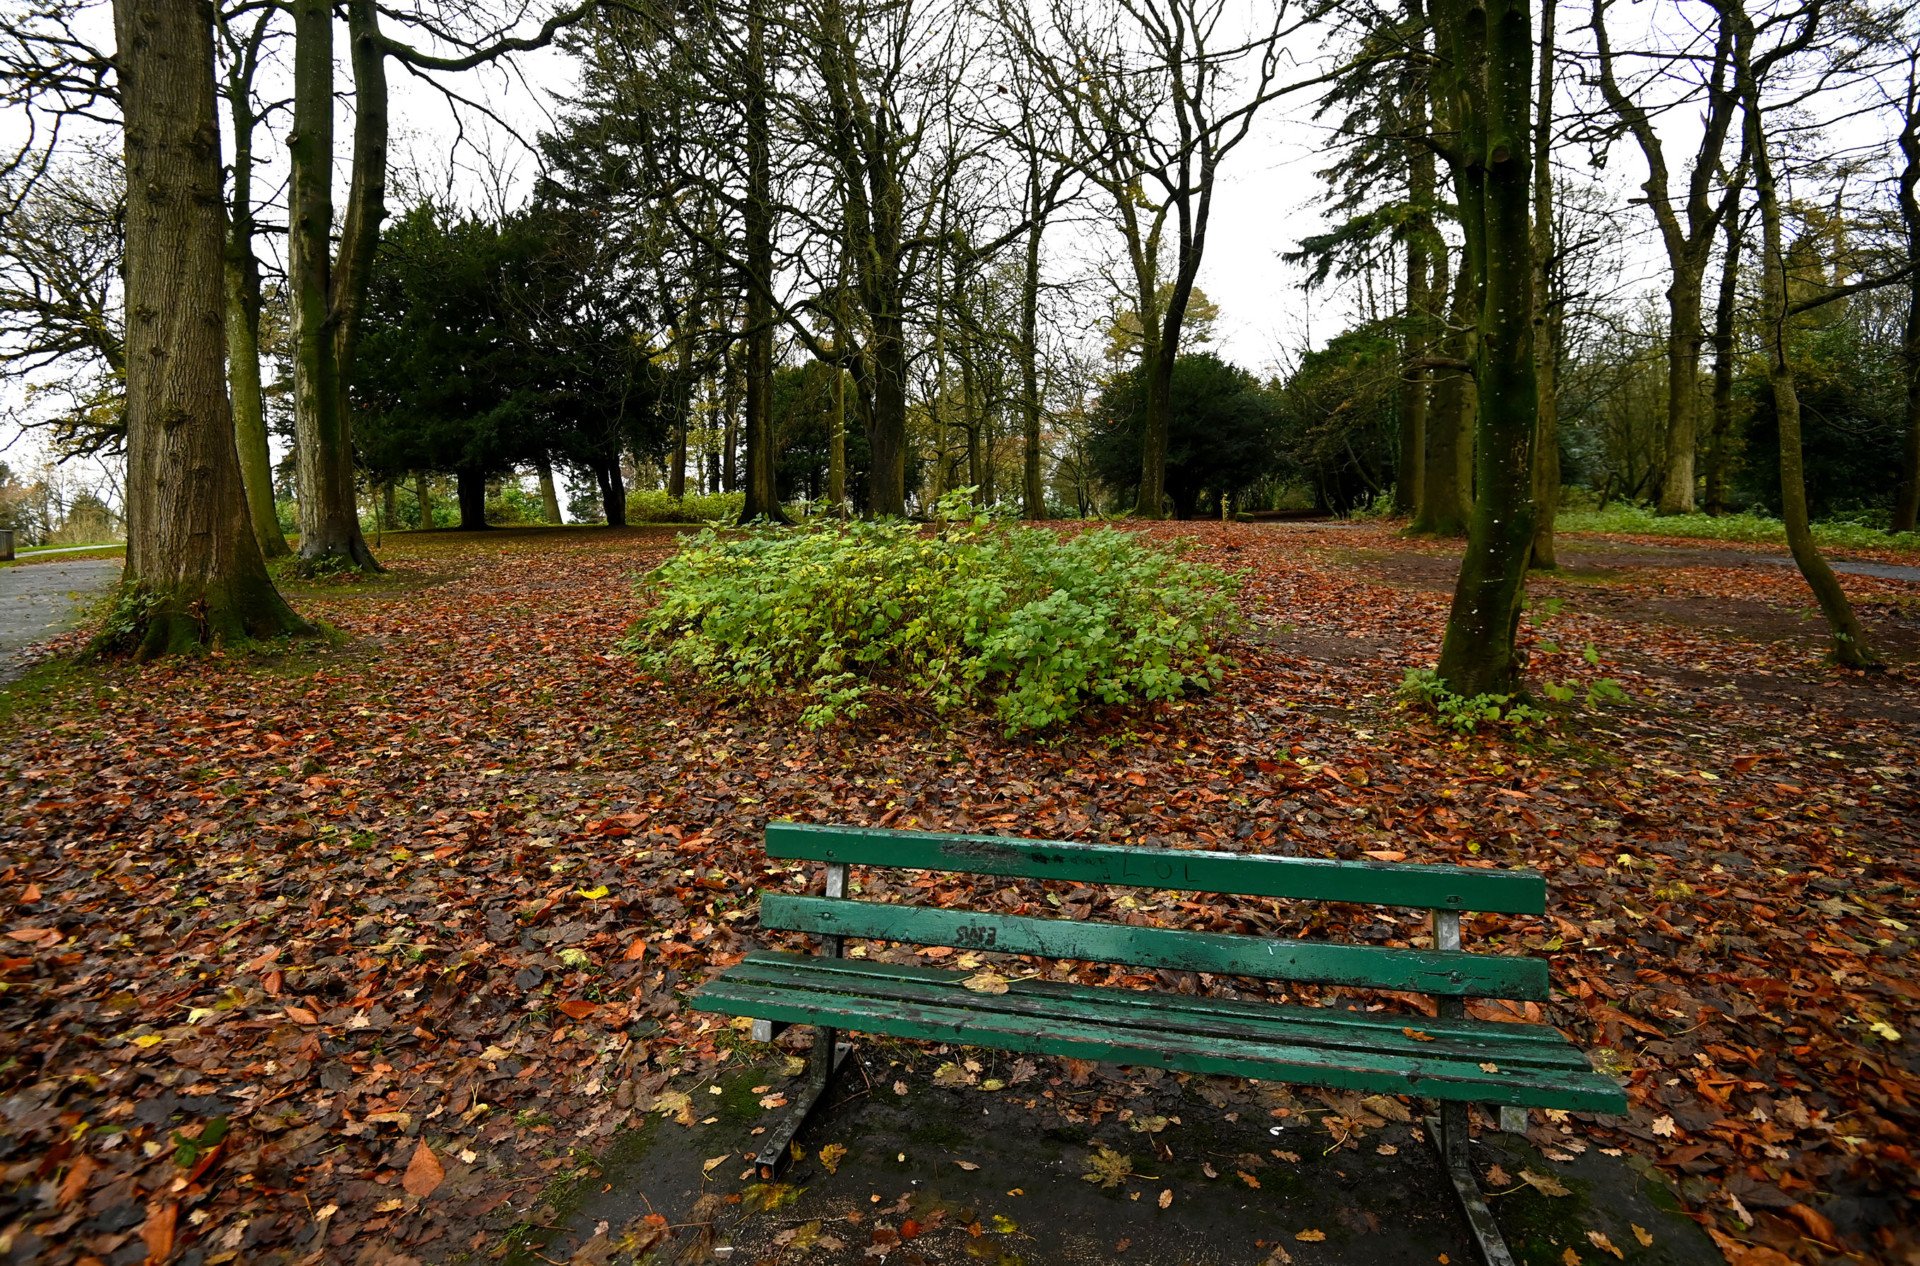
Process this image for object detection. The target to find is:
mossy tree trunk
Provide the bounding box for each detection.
[1895,74,1920,534]
[1432,0,1539,698]
[1411,248,1475,536]
[110,0,308,659]
[1528,0,1560,569]
[535,454,563,525]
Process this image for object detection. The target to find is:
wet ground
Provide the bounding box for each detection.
[0,556,119,681]
[508,1045,1718,1266]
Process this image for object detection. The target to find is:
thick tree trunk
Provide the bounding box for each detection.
[1412,251,1474,536]
[1528,0,1559,569]
[830,362,848,514]
[413,471,432,528]
[456,468,489,531]
[221,23,289,559]
[535,453,563,524]
[739,0,788,525]
[1434,0,1539,698]
[1740,42,1879,669]
[865,317,910,516]
[380,481,397,529]
[110,0,306,658]
[1704,208,1743,517]
[1656,267,1708,514]
[1396,0,1433,519]
[288,0,378,569]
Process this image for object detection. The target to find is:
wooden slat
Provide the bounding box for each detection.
[767,822,1545,914]
[691,958,1624,1114]
[759,895,1549,999]
[723,952,1584,1068]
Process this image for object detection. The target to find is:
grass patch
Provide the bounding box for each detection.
[1555,504,1920,553]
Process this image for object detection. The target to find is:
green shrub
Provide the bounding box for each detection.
[1554,502,1920,553]
[623,495,1238,734]
[626,489,747,524]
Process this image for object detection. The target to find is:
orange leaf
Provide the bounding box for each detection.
[402,1139,445,1198]
[1402,1027,1436,1042]
[1362,850,1407,862]
[140,1201,177,1262]
[558,999,600,1021]
[56,1155,95,1207]
[624,938,648,962]
[283,1006,318,1025]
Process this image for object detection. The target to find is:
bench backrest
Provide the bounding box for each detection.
[760,823,1549,1002]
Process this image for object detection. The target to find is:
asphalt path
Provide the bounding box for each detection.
[0,556,121,682]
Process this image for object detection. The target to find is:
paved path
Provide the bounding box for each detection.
[0,557,121,682]
[11,542,125,559]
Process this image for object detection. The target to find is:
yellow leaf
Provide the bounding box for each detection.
[577,886,610,900]
[962,971,1009,995]
[1869,1019,1901,1042]
[1650,1115,1677,1138]
[133,1035,164,1049]
[1081,1146,1133,1189]
[991,1215,1017,1234]
[1632,1225,1653,1248]
[703,1154,731,1175]
[1562,1249,1582,1266]
[1402,1027,1435,1042]
[1158,1189,1172,1209]
[1586,1230,1623,1259]
[819,1143,847,1174]
[1479,1062,1499,1073]
[956,1160,979,1171]
[1296,1229,1326,1242]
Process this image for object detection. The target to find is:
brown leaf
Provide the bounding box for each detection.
[557,999,600,1020]
[402,1139,445,1198]
[140,1201,177,1262]
[56,1155,96,1207]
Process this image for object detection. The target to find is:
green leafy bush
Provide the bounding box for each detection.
[623,497,1238,734]
[1398,669,1554,736]
[625,489,747,524]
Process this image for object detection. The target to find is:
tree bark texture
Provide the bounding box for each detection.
[739,0,788,524]
[221,14,288,558]
[111,0,306,658]
[1528,0,1559,569]
[535,453,563,524]
[1433,0,1539,698]
[1412,249,1474,536]
[1395,0,1434,518]
[1020,204,1046,519]
[1704,206,1744,516]
[1736,11,1879,668]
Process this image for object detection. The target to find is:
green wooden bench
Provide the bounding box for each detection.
[692,822,1624,1265]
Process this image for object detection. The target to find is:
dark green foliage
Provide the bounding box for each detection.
[1092,353,1278,518]
[1271,325,1401,514]
[1737,319,1906,520]
[771,362,872,506]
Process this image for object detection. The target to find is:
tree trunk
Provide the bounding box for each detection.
[414,471,432,528]
[830,361,848,514]
[1528,0,1559,569]
[1655,265,1708,514]
[1020,193,1047,520]
[1135,344,1172,519]
[110,0,306,658]
[599,457,628,527]
[738,0,788,525]
[1704,206,1743,517]
[1739,26,1879,668]
[1895,89,1920,533]
[288,0,379,569]
[456,468,489,531]
[1434,0,1539,698]
[1412,250,1474,536]
[1396,0,1433,518]
[221,19,289,559]
[535,453,563,524]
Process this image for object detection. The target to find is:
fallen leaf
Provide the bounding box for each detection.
[1587,1230,1623,1259]
[140,1201,176,1261]
[56,1156,96,1207]
[956,1160,979,1170]
[1650,1115,1677,1138]
[703,1154,731,1175]
[1561,1249,1581,1266]
[1520,1169,1572,1198]
[961,970,1009,995]
[557,999,600,1020]
[1402,1027,1435,1042]
[283,1006,318,1025]
[624,937,648,961]
[819,1143,848,1174]
[1158,1188,1172,1208]
[1082,1146,1133,1189]
[1479,1062,1498,1073]
[1238,1171,1261,1189]
[402,1139,445,1197]
[1296,1229,1326,1242]
[1486,1164,1512,1187]
[1631,1225,1653,1248]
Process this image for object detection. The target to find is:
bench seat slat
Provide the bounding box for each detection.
[768,823,1545,914]
[721,952,1588,1069]
[692,953,1626,1114]
[760,894,1550,1000]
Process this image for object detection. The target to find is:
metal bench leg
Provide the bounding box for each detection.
[754,860,853,1174]
[752,1024,851,1171]
[1427,1102,1517,1266]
